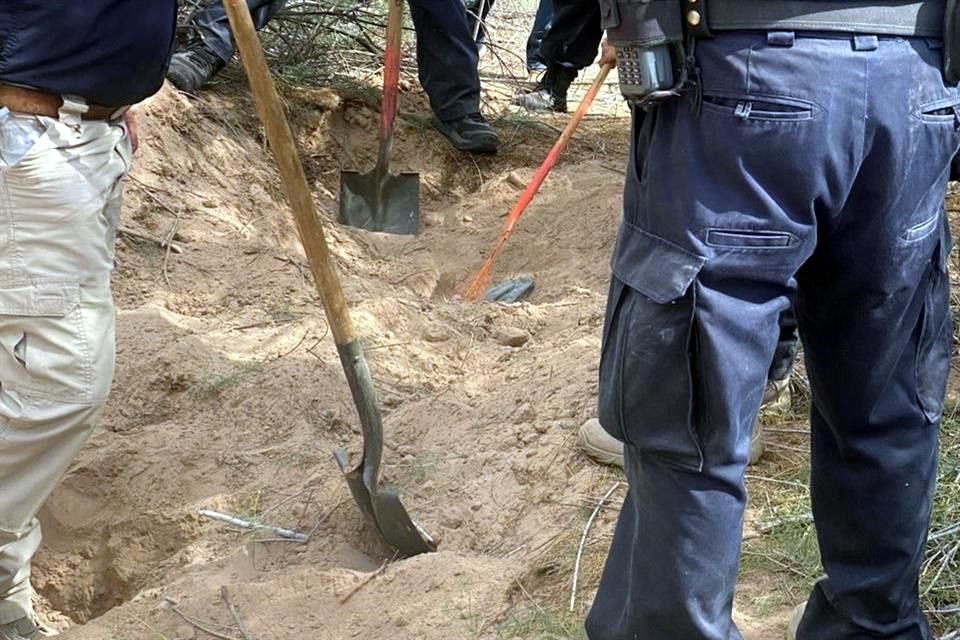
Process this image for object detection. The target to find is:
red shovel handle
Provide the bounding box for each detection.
[463,64,614,300]
[503,64,613,236]
[376,0,405,173]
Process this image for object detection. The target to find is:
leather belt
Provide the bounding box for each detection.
[0,85,126,121]
[704,0,945,37]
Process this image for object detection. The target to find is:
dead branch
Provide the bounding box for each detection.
[220,586,256,640]
[165,597,241,640]
[338,559,390,604]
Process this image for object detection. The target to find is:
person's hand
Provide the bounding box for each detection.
[123,110,139,154]
[599,38,617,68]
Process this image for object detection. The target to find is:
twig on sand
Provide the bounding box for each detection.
[744,474,808,491]
[220,586,256,640]
[128,175,185,218]
[199,509,309,542]
[118,228,183,254]
[162,207,184,285]
[305,497,349,540]
[339,558,391,604]
[164,598,241,640]
[570,481,626,613]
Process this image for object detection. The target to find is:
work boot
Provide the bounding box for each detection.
[431,113,498,154]
[749,376,793,465]
[578,418,624,469]
[785,603,805,640]
[512,66,575,113]
[0,616,56,640]
[166,42,226,94]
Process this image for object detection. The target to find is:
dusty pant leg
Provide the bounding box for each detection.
[0,113,128,623]
[794,36,960,640]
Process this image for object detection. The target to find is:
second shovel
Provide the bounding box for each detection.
[339,0,419,235]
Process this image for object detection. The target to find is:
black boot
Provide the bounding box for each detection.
[432,113,499,154]
[166,43,226,93]
[512,65,576,113]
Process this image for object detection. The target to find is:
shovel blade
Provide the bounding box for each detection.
[339,170,420,235]
[335,449,436,557]
[371,488,437,556]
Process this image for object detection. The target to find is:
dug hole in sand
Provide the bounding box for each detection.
[36,79,790,640]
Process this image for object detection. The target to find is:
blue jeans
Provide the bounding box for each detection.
[587,31,958,640]
[192,0,480,122]
[526,0,553,71]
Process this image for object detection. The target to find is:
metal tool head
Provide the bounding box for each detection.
[335,448,436,556]
[333,340,434,557]
[338,169,420,236]
[370,487,436,556]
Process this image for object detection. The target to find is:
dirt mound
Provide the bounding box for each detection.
[23,79,630,640]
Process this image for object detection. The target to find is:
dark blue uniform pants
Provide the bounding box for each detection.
[193,0,481,122]
[587,31,958,640]
[407,0,481,121]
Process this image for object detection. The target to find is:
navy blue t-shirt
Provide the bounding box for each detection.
[0,2,178,107]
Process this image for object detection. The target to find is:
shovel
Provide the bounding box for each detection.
[338,0,420,235]
[224,0,435,556]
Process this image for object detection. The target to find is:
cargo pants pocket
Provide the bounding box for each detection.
[598,224,706,471]
[916,221,952,423]
[0,281,111,406]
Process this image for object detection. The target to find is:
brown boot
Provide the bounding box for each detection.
[578,418,624,468]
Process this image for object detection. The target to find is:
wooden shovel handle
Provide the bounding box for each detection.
[223,0,355,346]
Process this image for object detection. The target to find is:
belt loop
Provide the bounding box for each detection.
[853,35,879,51]
[767,31,795,47]
[58,95,88,128]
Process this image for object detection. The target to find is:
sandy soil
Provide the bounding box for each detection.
[28,71,795,640]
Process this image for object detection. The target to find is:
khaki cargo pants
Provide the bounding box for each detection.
[0,104,129,623]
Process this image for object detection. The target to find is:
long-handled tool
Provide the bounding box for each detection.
[224,0,435,556]
[463,64,614,300]
[338,0,419,235]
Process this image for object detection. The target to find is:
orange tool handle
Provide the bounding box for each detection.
[376,0,405,173]
[498,64,612,245]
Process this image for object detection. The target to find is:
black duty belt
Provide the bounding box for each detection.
[699,0,944,37]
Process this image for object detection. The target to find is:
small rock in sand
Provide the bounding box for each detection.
[496,327,529,347]
[423,324,451,343]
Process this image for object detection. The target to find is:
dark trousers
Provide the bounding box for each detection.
[192,0,481,122]
[408,0,481,121]
[526,0,554,71]
[194,0,287,62]
[464,0,495,44]
[587,31,956,639]
[538,0,601,76]
[770,306,799,381]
